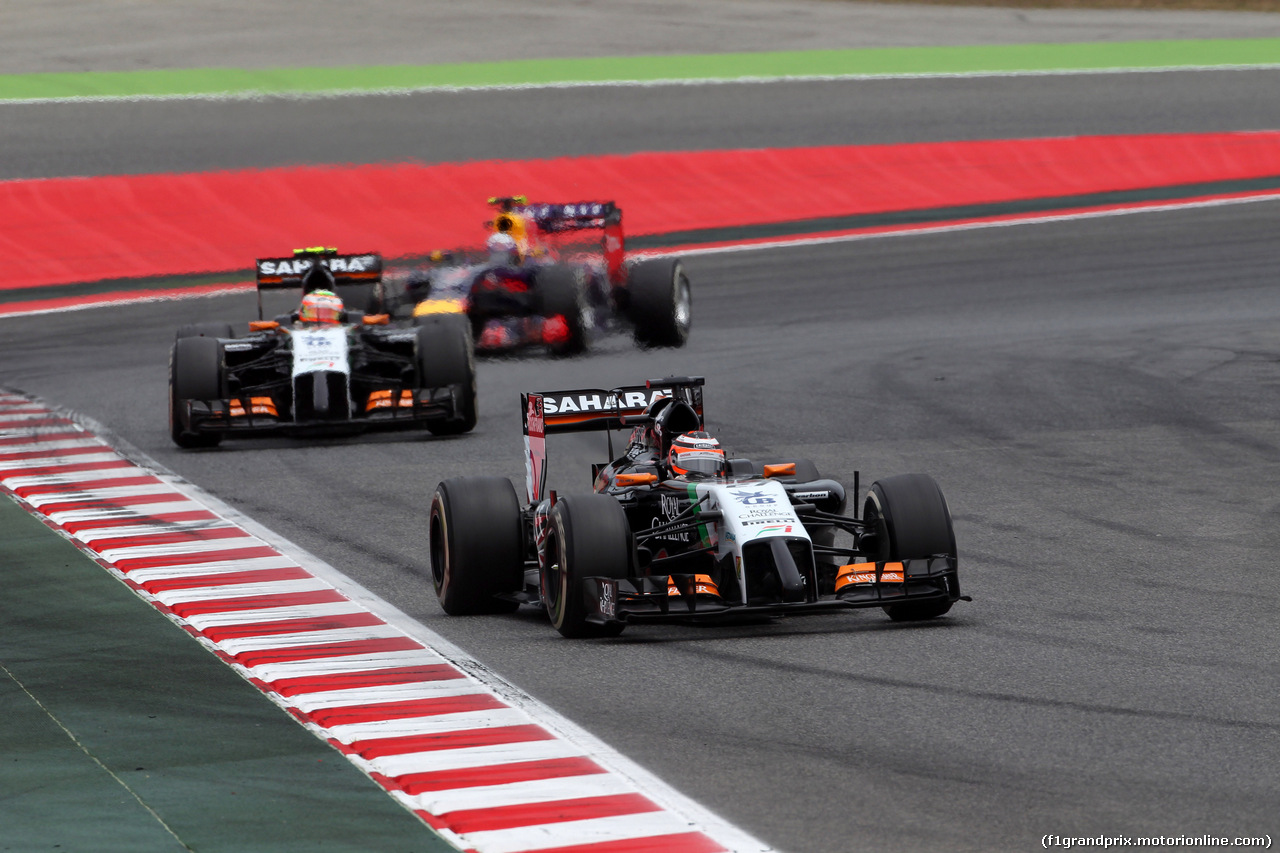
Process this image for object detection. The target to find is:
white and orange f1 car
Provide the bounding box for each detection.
[428,377,968,637]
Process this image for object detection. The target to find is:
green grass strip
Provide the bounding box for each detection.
[3,39,1279,102]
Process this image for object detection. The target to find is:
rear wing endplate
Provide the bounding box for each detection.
[521,378,704,503]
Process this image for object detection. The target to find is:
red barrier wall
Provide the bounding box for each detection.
[3,132,1279,292]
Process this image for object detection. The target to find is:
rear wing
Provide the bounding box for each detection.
[490,198,626,286]
[519,201,620,234]
[255,252,383,289]
[521,377,704,503]
[255,249,382,320]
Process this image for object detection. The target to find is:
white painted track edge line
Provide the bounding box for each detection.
[3,62,1278,106]
[642,190,1280,262]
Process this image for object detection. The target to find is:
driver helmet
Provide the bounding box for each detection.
[298,289,344,324]
[486,231,520,266]
[668,431,726,478]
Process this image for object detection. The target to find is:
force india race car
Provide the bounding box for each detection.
[404,197,692,355]
[168,248,476,448]
[428,377,968,637]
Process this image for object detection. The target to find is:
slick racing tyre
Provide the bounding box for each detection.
[627,258,691,348]
[169,336,223,449]
[415,316,478,436]
[175,322,234,340]
[864,473,957,622]
[534,265,590,356]
[429,477,523,615]
[542,494,631,638]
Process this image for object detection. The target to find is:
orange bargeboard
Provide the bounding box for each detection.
[3,131,1280,292]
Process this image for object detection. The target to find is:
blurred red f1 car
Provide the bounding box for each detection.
[428,377,968,637]
[404,197,691,355]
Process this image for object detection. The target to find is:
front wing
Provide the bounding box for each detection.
[581,556,960,625]
[178,386,465,437]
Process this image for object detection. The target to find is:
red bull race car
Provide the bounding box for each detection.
[403,197,691,355]
[168,248,476,447]
[427,377,968,637]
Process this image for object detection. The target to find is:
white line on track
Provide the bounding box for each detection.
[3,63,1278,106]
[651,190,1280,261]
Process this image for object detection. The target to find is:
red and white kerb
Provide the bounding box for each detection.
[0,391,771,853]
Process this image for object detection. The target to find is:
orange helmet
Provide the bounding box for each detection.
[298,289,343,324]
[668,431,725,478]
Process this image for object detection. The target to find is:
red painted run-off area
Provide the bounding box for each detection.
[3,132,1280,292]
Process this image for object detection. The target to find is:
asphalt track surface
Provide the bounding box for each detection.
[4,4,1280,853]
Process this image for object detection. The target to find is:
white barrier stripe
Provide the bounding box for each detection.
[289,680,484,713]
[0,451,103,464]
[123,555,302,582]
[0,439,101,455]
[25,484,181,507]
[215,624,406,655]
[0,451,120,470]
[150,578,332,605]
[244,648,448,682]
[326,708,534,745]
[2,466,147,489]
[185,602,368,630]
[95,535,265,561]
[403,773,634,817]
[355,738,587,781]
[462,811,698,853]
[72,520,237,542]
[0,410,74,422]
[0,431,87,441]
[45,500,208,525]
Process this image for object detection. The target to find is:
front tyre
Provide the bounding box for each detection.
[169,336,223,449]
[627,258,691,348]
[864,473,957,622]
[429,477,523,614]
[541,494,631,638]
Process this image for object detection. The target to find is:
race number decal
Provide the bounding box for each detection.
[291,327,350,378]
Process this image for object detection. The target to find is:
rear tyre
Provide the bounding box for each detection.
[416,316,477,435]
[542,494,631,638]
[628,258,691,348]
[429,477,523,614]
[534,265,589,356]
[864,473,956,621]
[169,336,223,449]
